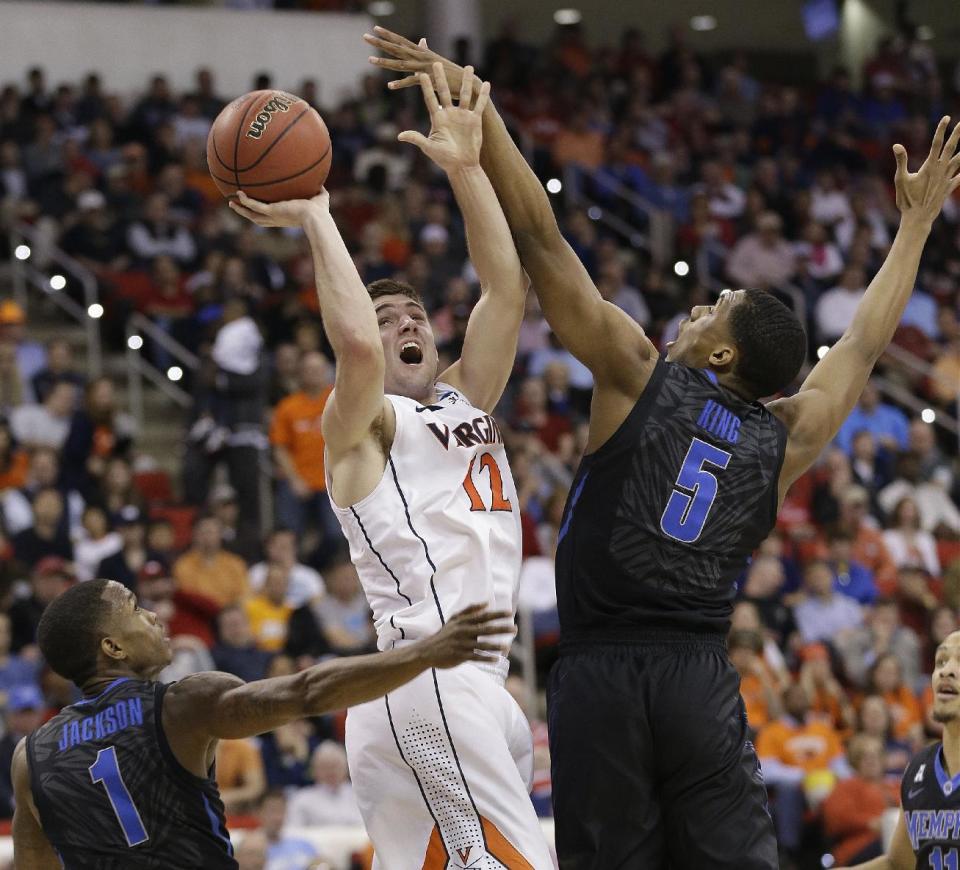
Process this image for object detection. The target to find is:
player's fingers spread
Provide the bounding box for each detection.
[418,73,441,115]
[473,81,491,115]
[473,642,506,653]
[944,121,960,160]
[450,602,488,620]
[460,66,474,106]
[434,62,453,107]
[373,25,418,49]
[892,144,908,177]
[930,115,950,160]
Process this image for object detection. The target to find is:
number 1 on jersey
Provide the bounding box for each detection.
[660,437,732,543]
[463,452,512,512]
[931,848,960,870]
[89,745,149,847]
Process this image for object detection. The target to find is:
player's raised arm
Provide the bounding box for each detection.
[769,116,960,495]
[164,605,513,740]
[229,190,385,457]
[365,28,656,397]
[11,740,62,869]
[396,64,526,412]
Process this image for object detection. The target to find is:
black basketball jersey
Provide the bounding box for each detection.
[27,677,237,869]
[556,359,787,638]
[902,742,960,866]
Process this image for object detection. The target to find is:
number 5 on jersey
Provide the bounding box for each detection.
[463,452,512,512]
[660,438,731,543]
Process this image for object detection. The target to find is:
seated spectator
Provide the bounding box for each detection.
[212,606,274,683]
[174,514,249,607]
[0,613,41,701]
[208,483,262,566]
[511,377,572,454]
[864,653,922,744]
[61,377,134,497]
[858,694,911,781]
[72,505,122,583]
[550,112,605,171]
[893,565,941,639]
[287,555,375,659]
[259,719,319,790]
[0,421,28,491]
[9,558,73,654]
[244,566,293,654]
[256,790,318,870]
[756,683,847,859]
[828,530,878,606]
[834,485,898,594]
[11,488,73,569]
[138,560,220,649]
[797,643,855,734]
[725,211,797,290]
[739,555,797,649]
[0,685,46,819]
[814,265,867,343]
[730,600,790,679]
[249,528,324,610]
[837,597,921,692]
[794,559,864,645]
[9,379,77,451]
[728,628,780,732]
[216,737,266,815]
[96,506,155,590]
[126,192,196,266]
[821,734,899,865]
[883,496,941,575]
[849,428,893,499]
[58,189,129,277]
[1,447,81,538]
[908,419,954,493]
[595,260,650,327]
[0,300,45,401]
[834,381,909,456]
[286,741,363,828]
[879,452,960,535]
[94,456,145,525]
[32,344,85,409]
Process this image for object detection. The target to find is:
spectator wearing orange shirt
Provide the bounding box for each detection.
[269,351,342,556]
[216,737,266,815]
[173,514,249,607]
[864,653,923,744]
[837,486,898,595]
[728,629,780,733]
[797,643,856,735]
[757,682,848,858]
[0,422,28,491]
[244,565,293,654]
[551,113,606,173]
[821,734,899,865]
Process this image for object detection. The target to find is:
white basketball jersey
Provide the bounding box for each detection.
[327,384,521,674]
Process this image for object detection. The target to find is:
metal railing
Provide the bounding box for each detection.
[9,221,102,377]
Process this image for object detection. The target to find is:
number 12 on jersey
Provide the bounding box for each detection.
[660,437,731,543]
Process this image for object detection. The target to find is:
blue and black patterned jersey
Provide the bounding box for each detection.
[556,359,788,638]
[27,677,236,869]
[902,742,960,867]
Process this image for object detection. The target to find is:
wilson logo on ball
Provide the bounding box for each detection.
[246,95,297,140]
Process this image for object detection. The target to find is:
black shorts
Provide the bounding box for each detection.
[547,633,778,870]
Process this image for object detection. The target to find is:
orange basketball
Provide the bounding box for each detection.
[206,90,331,202]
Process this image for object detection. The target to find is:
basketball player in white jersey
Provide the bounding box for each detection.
[230,66,552,869]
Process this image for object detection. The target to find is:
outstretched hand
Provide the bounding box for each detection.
[422,603,516,670]
[364,27,469,96]
[228,188,329,228]
[893,115,960,225]
[397,63,490,172]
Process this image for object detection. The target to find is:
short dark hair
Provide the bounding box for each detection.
[367,278,423,307]
[728,289,806,399]
[37,579,112,686]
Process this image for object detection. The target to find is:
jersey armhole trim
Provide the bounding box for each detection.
[153,682,216,790]
[586,356,667,460]
[767,411,789,526]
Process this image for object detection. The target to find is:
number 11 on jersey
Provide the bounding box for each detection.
[930,848,960,870]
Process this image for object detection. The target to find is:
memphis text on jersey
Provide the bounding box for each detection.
[57,697,144,751]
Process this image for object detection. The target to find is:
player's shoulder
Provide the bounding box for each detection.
[902,742,941,793]
[163,671,245,713]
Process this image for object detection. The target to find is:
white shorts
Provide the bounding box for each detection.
[345,663,554,870]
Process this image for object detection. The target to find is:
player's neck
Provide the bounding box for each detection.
[943,724,960,776]
[80,666,147,697]
[714,371,755,403]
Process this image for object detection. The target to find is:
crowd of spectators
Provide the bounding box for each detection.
[0,16,958,870]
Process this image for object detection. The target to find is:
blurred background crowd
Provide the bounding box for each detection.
[0,6,959,869]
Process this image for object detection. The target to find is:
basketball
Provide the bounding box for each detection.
[206,89,331,202]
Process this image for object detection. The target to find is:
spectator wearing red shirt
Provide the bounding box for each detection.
[137,560,220,649]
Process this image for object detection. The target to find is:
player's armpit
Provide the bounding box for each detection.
[768,334,875,498]
[11,739,61,870]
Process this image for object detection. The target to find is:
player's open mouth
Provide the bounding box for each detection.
[936,685,959,700]
[400,341,423,365]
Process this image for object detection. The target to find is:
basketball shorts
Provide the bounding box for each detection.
[346,662,554,870]
[547,632,778,870]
